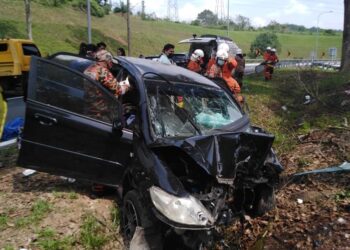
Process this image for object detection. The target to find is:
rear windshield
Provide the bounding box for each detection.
[22,44,41,56]
[0,44,8,52]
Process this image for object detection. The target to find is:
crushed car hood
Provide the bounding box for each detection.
[151,131,282,181]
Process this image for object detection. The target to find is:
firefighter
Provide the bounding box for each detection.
[263,46,272,80]
[208,49,242,102]
[187,49,204,73]
[205,50,216,75]
[264,48,279,80]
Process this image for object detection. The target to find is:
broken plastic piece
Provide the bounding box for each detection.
[22,169,37,177]
[297,199,303,204]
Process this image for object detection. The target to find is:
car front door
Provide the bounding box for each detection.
[18,57,133,185]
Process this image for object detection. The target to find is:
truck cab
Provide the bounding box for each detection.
[0,39,41,97]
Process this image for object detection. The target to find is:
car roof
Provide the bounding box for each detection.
[117,56,220,88]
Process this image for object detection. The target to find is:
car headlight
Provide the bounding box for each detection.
[149,186,214,226]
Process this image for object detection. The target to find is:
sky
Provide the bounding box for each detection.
[122,0,344,30]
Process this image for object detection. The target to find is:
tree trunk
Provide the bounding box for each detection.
[24,0,32,40]
[341,0,350,71]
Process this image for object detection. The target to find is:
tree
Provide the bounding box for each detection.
[196,10,218,26]
[249,32,281,58]
[341,0,350,71]
[24,0,32,40]
[235,15,251,31]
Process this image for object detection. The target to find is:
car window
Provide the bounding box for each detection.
[145,79,242,137]
[29,59,118,124]
[22,44,41,56]
[0,44,8,52]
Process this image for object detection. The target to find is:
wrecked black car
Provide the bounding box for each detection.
[18,53,283,249]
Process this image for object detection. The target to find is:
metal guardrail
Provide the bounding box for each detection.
[246,59,341,70]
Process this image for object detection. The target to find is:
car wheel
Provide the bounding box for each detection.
[122,190,163,249]
[253,185,276,216]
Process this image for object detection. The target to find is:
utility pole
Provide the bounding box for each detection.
[141,0,145,19]
[24,0,32,40]
[227,0,229,36]
[127,0,131,56]
[87,0,92,43]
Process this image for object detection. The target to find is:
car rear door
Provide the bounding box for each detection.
[18,56,133,185]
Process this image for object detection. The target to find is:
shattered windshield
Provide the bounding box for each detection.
[145,79,243,137]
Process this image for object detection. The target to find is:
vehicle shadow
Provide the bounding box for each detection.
[10,167,119,201]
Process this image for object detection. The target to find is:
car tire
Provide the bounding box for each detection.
[122,190,163,249]
[253,185,276,216]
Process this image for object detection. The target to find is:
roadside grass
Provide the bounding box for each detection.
[110,205,120,227]
[245,69,350,154]
[52,190,78,200]
[35,228,75,250]
[15,199,51,228]
[0,214,8,230]
[0,0,342,58]
[80,214,108,249]
[3,245,15,250]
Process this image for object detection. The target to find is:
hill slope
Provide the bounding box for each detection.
[0,0,343,58]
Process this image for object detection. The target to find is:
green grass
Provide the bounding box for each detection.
[0,0,343,58]
[80,214,107,250]
[15,199,52,228]
[110,205,120,227]
[3,245,15,250]
[244,69,350,154]
[0,214,9,230]
[35,228,75,250]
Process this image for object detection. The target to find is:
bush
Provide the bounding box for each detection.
[71,0,108,17]
[249,32,281,58]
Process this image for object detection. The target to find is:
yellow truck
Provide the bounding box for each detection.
[0,39,41,98]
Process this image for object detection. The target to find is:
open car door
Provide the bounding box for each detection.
[18,56,133,185]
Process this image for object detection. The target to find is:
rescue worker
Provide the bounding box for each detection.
[208,49,242,102]
[84,49,130,98]
[159,43,175,65]
[234,49,245,88]
[205,50,216,75]
[187,49,204,73]
[264,48,279,80]
[263,46,272,80]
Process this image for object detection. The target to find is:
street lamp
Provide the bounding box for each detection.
[315,10,333,60]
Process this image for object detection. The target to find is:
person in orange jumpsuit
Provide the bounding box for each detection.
[205,50,216,75]
[264,48,279,80]
[263,46,272,80]
[207,49,242,102]
[187,49,204,74]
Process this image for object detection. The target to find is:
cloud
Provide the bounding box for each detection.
[284,0,309,15]
[251,17,268,27]
[178,0,214,21]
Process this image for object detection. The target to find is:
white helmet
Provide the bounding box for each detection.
[236,48,242,54]
[266,46,271,50]
[191,49,204,61]
[216,49,228,60]
[218,43,229,53]
[271,48,276,52]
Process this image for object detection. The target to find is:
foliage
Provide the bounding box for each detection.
[113,0,129,14]
[235,15,252,31]
[33,0,73,6]
[249,32,281,58]
[196,9,218,26]
[71,0,109,17]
